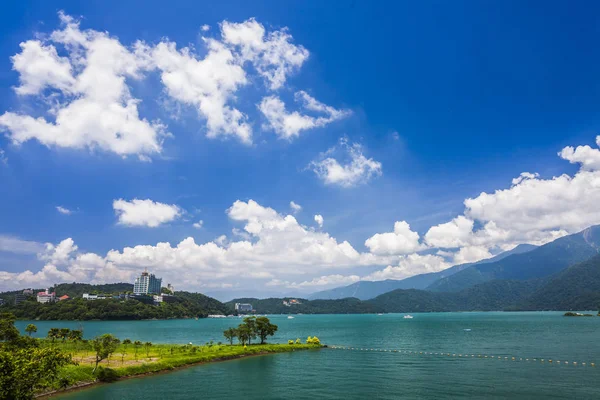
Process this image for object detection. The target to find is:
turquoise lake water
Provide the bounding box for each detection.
[17,312,600,399]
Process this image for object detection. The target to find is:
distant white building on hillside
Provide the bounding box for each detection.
[37,289,56,303]
[235,303,253,313]
[133,269,162,295]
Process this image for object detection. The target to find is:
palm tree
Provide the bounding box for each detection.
[59,328,71,342]
[133,340,142,361]
[144,342,152,358]
[47,328,60,343]
[25,324,37,337]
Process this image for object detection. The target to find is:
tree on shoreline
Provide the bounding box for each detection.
[223,328,237,345]
[91,334,120,372]
[255,316,278,344]
[133,340,142,360]
[25,324,37,337]
[223,316,277,345]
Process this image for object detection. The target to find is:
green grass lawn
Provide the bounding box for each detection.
[41,340,322,393]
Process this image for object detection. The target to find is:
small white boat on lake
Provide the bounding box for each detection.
[288,316,295,319]
[403,315,413,319]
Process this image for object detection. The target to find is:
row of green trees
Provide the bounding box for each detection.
[223,316,278,345]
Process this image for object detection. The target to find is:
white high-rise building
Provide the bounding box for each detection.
[133,269,162,295]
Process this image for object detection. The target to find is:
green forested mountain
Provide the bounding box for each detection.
[515,254,600,311]
[369,279,544,312]
[226,297,383,314]
[308,244,537,300]
[427,226,600,292]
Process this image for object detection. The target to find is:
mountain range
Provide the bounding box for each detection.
[309,243,537,300]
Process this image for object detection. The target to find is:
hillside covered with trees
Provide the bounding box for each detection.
[0,283,231,320]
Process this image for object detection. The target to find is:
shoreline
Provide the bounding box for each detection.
[13,310,600,323]
[36,345,323,399]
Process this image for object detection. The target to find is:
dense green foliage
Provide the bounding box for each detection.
[227,297,384,314]
[370,280,544,312]
[0,283,231,320]
[428,226,600,292]
[0,313,72,399]
[515,254,600,311]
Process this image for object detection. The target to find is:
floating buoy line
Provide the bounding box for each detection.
[327,346,596,367]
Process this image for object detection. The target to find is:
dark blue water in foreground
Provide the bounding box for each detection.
[17,312,600,399]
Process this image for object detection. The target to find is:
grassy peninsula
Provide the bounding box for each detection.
[41,341,321,398]
[0,313,322,399]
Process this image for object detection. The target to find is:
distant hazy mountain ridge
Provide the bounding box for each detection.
[309,243,537,300]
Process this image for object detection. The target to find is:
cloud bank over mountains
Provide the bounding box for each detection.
[1,135,600,292]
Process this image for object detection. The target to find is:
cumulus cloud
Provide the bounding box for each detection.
[1,13,349,153]
[417,136,600,262]
[113,198,182,227]
[221,18,309,90]
[290,201,302,213]
[0,199,393,291]
[314,214,324,227]
[309,138,382,187]
[56,206,73,215]
[150,39,252,143]
[365,221,424,255]
[259,91,350,139]
[558,136,600,171]
[0,12,166,160]
[424,216,474,248]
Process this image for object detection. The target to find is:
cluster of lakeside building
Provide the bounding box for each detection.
[3,269,177,306]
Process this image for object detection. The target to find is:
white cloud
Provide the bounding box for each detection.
[201,25,211,32]
[511,172,540,186]
[558,136,600,171]
[150,39,251,143]
[259,91,350,139]
[267,274,360,289]
[113,198,182,227]
[0,235,46,254]
[424,216,474,248]
[10,40,76,96]
[0,13,166,160]
[415,136,600,264]
[309,138,382,187]
[364,254,450,281]
[290,201,302,213]
[56,206,73,215]
[365,221,424,255]
[1,13,351,153]
[451,245,492,265]
[0,199,395,292]
[0,148,6,165]
[193,220,204,229]
[308,139,382,188]
[221,18,309,90]
[314,214,324,227]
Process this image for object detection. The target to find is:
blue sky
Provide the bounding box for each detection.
[1,0,600,300]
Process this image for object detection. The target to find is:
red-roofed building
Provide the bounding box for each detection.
[37,289,56,303]
[58,295,70,301]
